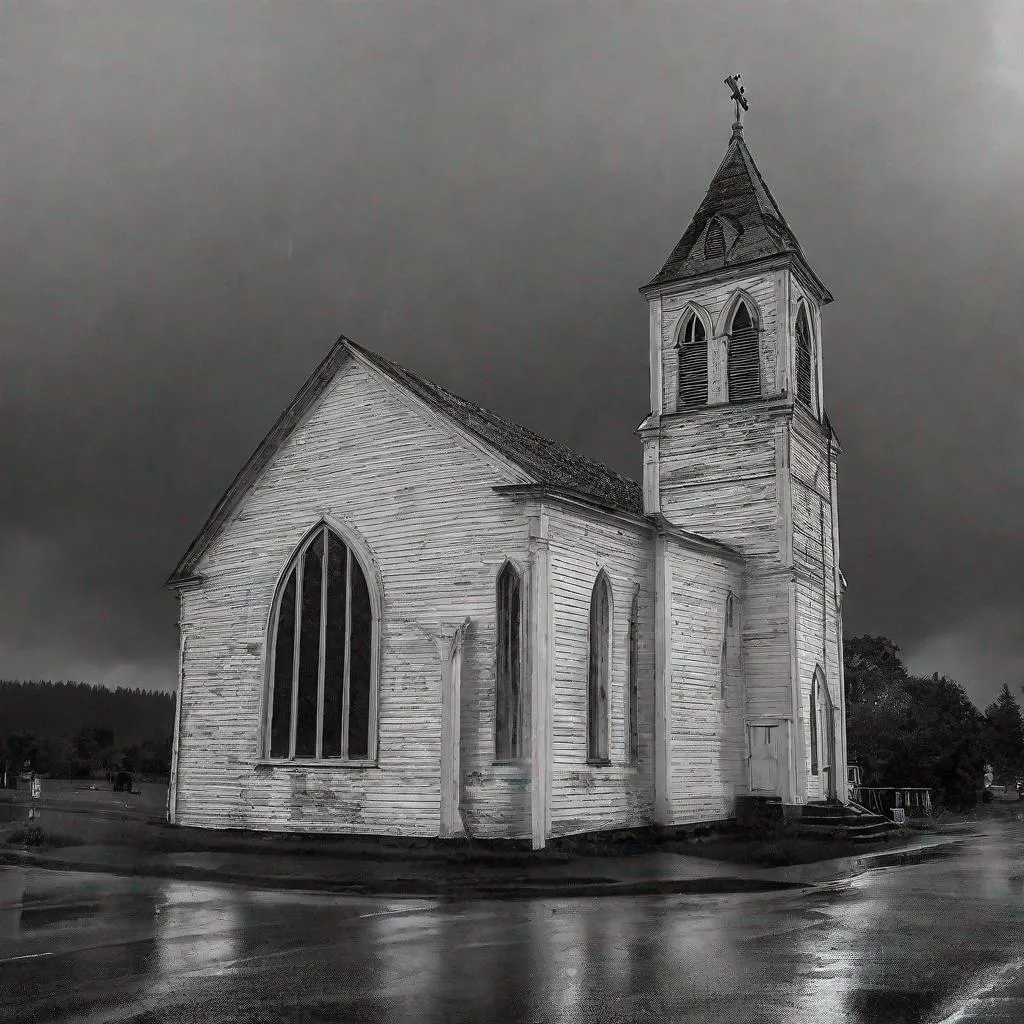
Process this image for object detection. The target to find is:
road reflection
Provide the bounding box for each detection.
[3,825,1024,1023]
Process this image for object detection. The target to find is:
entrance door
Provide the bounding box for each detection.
[821,683,838,800]
[748,725,779,793]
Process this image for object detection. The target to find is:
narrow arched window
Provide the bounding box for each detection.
[720,591,735,700]
[727,301,761,402]
[678,314,709,409]
[588,572,612,762]
[495,562,523,761]
[704,219,725,259]
[809,674,819,776]
[268,524,376,761]
[628,588,640,764]
[796,307,815,411]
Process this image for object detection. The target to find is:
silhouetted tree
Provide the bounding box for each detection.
[845,637,987,810]
[984,685,1024,783]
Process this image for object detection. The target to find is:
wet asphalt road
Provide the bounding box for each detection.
[1,821,1024,1023]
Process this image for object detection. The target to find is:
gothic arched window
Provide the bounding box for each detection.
[809,673,819,776]
[267,523,377,761]
[704,218,726,259]
[727,301,761,402]
[628,588,640,764]
[720,591,736,700]
[495,561,523,761]
[678,313,709,409]
[796,306,815,411]
[588,572,612,762]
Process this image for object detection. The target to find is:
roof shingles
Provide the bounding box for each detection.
[351,342,645,517]
[643,128,823,295]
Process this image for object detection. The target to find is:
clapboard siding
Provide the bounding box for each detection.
[657,402,793,733]
[176,355,532,836]
[790,413,846,802]
[663,544,747,824]
[546,506,656,836]
[658,407,781,561]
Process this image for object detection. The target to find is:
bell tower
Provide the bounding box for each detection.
[639,80,847,806]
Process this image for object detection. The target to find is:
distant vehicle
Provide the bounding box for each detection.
[113,771,133,793]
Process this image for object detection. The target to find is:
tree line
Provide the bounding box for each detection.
[0,680,175,780]
[845,636,1024,810]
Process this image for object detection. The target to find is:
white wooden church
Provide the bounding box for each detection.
[166,106,848,849]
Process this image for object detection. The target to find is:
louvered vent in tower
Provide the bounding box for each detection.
[796,308,814,409]
[704,219,726,259]
[727,303,760,402]
[678,315,708,408]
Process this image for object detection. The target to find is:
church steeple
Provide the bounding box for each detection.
[638,86,846,809]
[642,84,831,304]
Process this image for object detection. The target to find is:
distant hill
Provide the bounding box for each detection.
[0,680,174,748]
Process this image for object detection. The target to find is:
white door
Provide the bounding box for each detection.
[749,725,779,793]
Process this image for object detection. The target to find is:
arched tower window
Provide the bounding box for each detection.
[267,523,377,761]
[727,301,761,402]
[796,306,815,411]
[678,313,709,409]
[628,587,640,764]
[495,561,523,761]
[704,218,726,259]
[588,571,612,762]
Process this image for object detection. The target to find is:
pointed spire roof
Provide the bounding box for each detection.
[643,125,831,300]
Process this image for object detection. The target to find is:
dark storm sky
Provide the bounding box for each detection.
[2,1,1023,706]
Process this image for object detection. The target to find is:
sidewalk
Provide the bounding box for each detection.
[0,824,966,899]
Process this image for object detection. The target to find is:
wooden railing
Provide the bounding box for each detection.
[852,786,933,818]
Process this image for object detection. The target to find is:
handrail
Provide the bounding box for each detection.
[850,785,933,818]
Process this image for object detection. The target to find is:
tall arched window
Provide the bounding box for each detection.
[628,587,640,764]
[720,591,736,700]
[268,523,377,761]
[588,572,612,762]
[796,306,815,411]
[704,218,726,259]
[678,313,709,409]
[495,561,523,761]
[727,301,761,402]
[809,672,819,776]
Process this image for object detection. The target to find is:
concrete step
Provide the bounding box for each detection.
[800,813,889,828]
[791,819,900,840]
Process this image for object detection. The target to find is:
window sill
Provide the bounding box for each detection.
[255,759,380,770]
[586,758,612,767]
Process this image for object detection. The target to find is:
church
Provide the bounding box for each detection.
[166,98,848,849]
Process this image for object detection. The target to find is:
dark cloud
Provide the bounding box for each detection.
[2,1,1022,707]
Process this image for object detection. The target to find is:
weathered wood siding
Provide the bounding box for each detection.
[663,542,747,824]
[545,506,656,836]
[175,354,535,837]
[789,409,845,802]
[657,403,793,724]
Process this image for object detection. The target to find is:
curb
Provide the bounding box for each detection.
[0,836,966,901]
[0,849,806,899]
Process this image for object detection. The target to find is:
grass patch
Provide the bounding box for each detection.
[5,825,81,849]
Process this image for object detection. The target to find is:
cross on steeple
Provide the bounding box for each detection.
[724,74,749,134]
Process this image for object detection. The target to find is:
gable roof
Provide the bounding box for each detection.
[167,338,645,586]
[642,127,831,301]
[350,341,645,517]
